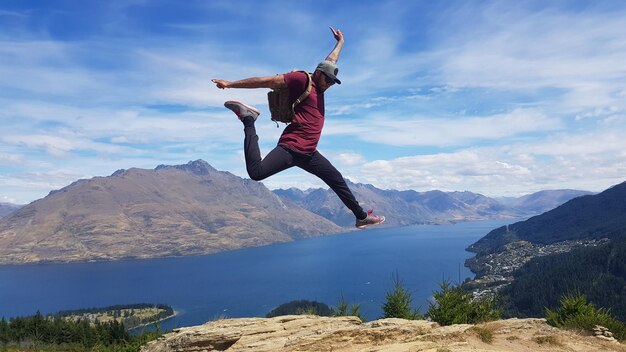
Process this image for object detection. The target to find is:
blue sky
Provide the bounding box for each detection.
[1,0,626,204]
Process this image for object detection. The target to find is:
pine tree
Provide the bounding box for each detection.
[427,280,500,325]
[381,272,422,320]
[0,318,8,347]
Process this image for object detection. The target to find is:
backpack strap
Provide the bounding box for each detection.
[292,71,312,110]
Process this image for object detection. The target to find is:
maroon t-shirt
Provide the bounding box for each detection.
[278,71,325,154]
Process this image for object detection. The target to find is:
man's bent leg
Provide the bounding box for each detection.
[243,118,293,181]
[299,151,368,220]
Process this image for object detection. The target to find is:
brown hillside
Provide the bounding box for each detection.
[0,160,341,264]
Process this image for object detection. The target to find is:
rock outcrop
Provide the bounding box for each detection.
[141,315,625,352]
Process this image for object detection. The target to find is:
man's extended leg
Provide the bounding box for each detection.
[299,151,385,228]
[225,101,293,181]
[244,121,293,181]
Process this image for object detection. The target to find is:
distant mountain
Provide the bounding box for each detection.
[468,181,626,255]
[501,189,593,214]
[274,182,587,227]
[0,203,21,218]
[0,160,341,265]
[464,181,626,320]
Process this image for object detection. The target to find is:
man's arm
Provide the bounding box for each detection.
[212,75,286,89]
[325,26,345,64]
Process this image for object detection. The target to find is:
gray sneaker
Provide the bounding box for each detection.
[224,100,260,121]
[355,209,385,229]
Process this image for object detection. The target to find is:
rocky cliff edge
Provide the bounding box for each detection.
[141,315,625,352]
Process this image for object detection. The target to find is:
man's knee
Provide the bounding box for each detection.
[247,169,266,181]
[250,175,265,182]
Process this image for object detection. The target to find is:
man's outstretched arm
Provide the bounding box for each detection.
[212,75,286,89]
[325,26,345,64]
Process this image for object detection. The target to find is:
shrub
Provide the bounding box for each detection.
[427,280,501,326]
[545,293,626,341]
[333,293,365,322]
[381,272,422,320]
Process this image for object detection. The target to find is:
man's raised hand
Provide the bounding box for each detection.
[330,26,344,42]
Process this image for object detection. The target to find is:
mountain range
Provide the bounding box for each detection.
[0,159,591,265]
[274,182,592,227]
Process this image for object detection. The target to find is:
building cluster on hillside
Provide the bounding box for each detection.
[466,238,609,299]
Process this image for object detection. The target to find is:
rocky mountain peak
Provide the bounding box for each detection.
[155,159,217,176]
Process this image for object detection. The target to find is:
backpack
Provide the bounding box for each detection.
[267,70,312,126]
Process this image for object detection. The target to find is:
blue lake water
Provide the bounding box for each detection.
[0,220,508,328]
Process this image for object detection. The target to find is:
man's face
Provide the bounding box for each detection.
[314,70,335,92]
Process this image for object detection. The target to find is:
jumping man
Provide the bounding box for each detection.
[211,27,385,229]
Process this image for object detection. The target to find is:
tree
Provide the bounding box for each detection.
[27,310,49,345]
[0,318,8,347]
[427,280,500,325]
[381,272,422,320]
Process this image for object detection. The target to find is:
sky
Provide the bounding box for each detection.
[1,0,626,204]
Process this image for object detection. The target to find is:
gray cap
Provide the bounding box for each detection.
[315,60,341,84]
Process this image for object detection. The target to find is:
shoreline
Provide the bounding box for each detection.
[128,311,178,331]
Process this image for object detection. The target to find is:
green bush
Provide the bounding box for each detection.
[333,293,365,321]
[381,272,422,320]
[427,280,501,326]
[545,293,626,341]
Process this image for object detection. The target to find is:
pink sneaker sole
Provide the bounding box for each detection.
[356,216,386,229]
[224,100,260,120]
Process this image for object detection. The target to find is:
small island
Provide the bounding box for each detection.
[55,303,175,330]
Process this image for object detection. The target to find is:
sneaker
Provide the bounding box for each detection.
[224,101,260,121]
[355,209,386,229]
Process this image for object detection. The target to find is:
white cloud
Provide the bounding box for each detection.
[0,195,19,204]
[525,131,626,156]
[432,5,626,112]
[335,152,366,166]
[2,134,77,157]
[350,128,626,196]
[0,153,22,165]
[326,108,562,147]
[0,9,28,18]
[0,170,87,204]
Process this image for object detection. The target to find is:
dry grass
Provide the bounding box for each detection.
[470,326,494,344]
[532,335,562,346]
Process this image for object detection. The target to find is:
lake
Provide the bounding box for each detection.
[0,220,508,328]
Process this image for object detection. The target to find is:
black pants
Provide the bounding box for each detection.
[243,122,367,220]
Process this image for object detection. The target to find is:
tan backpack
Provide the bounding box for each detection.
[267,70,312,126]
